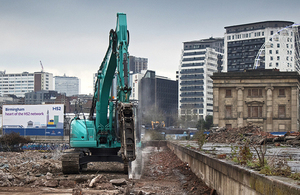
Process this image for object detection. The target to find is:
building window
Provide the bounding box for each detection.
[269,50,272,54]
[276,50,279,54]
[277,43,280,48]
[225,89,232,97]
[276,62,279,67]
[225,106,232,118]
[278,105,286,118]
[248,88,262,97]
[269,62,272,67]
[270,31,273,35]
[277,56,280,60]
[279,89,285,96]
[248,106,262,118]
[270,56,273,60]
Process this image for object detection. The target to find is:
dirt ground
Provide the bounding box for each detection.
[0,146,213,195]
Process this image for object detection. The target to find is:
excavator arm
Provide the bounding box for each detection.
[63,13,136,174]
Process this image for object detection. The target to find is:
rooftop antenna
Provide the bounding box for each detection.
[40,61,44,72]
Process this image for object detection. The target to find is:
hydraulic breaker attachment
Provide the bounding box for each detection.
[118,102,136,162]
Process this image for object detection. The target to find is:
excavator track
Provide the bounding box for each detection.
[61,149,81,174]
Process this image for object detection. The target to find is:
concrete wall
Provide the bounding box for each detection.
[168,141,300,195]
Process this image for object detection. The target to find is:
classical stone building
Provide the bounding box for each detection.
[211,69,300,132]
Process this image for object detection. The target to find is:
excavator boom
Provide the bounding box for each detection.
[62,13,136,174]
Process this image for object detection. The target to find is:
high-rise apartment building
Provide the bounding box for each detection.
[178,37,224,124]
[54,74,80,96]
[224,21,299,73]
[34,71,53,92]
[0,71,53,97]
[129,56,148,74]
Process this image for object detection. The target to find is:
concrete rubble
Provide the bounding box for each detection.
[0,146,212,194]
[207,125,300,145]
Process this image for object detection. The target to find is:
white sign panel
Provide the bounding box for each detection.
[3,104,64,136]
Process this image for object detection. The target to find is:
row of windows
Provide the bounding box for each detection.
[180,68,204,74]
[181,109,204,114]
[183,51,206,56]
[268,43,293,49]
[228,52,256,58]
[228,38,265,46]
[0,74,34,77]
[228,58,255,64]
[180,97,204,103]
[270,56,293,61]
[180,74,204,80]
[268,49,293,55]
[180,80,204,86]
[227,30,293,41]
[180,92,204,97]
[269,62,293,68]
[181,63,204,67]
[225,88,285,97]
[184,44,210,49]
[180,103,204,109]
[225,105,286,118]
[180,86,204,91]
[228,64,253,70]
[227,31,265,40]
[182,57,205,62]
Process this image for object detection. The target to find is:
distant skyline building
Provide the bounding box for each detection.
[131,70,147,101]
[34,71,53,92]
[0,71,53,97]
[178,37,224,124]
[224,20,300,73]
[25,90,58,104]
[139,70,178,127]
[54,74,80,96]
[129,56,148,74]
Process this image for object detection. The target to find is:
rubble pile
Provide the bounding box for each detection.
[207,125,300,145]
[0,151,62,187]
[0,147,213,194]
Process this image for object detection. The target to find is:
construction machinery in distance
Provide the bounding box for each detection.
[62,13,136,174]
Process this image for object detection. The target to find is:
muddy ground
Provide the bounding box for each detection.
[0,146,213,195]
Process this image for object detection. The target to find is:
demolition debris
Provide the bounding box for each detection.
[207,125,300,145]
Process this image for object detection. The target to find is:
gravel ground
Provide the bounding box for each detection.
[0,146,213,194]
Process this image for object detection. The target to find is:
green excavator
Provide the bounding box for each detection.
[62,13,136,174]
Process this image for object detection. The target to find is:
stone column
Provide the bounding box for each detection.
[291,86,298,132]
[265,87,274,132]
[213,87,219,127]
[236,87,244,128]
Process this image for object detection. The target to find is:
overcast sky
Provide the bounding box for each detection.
[1,0,299,94]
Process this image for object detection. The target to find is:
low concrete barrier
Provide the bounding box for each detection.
[167,141,300,195]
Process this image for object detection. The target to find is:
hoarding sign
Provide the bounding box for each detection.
[2,104,64,136]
